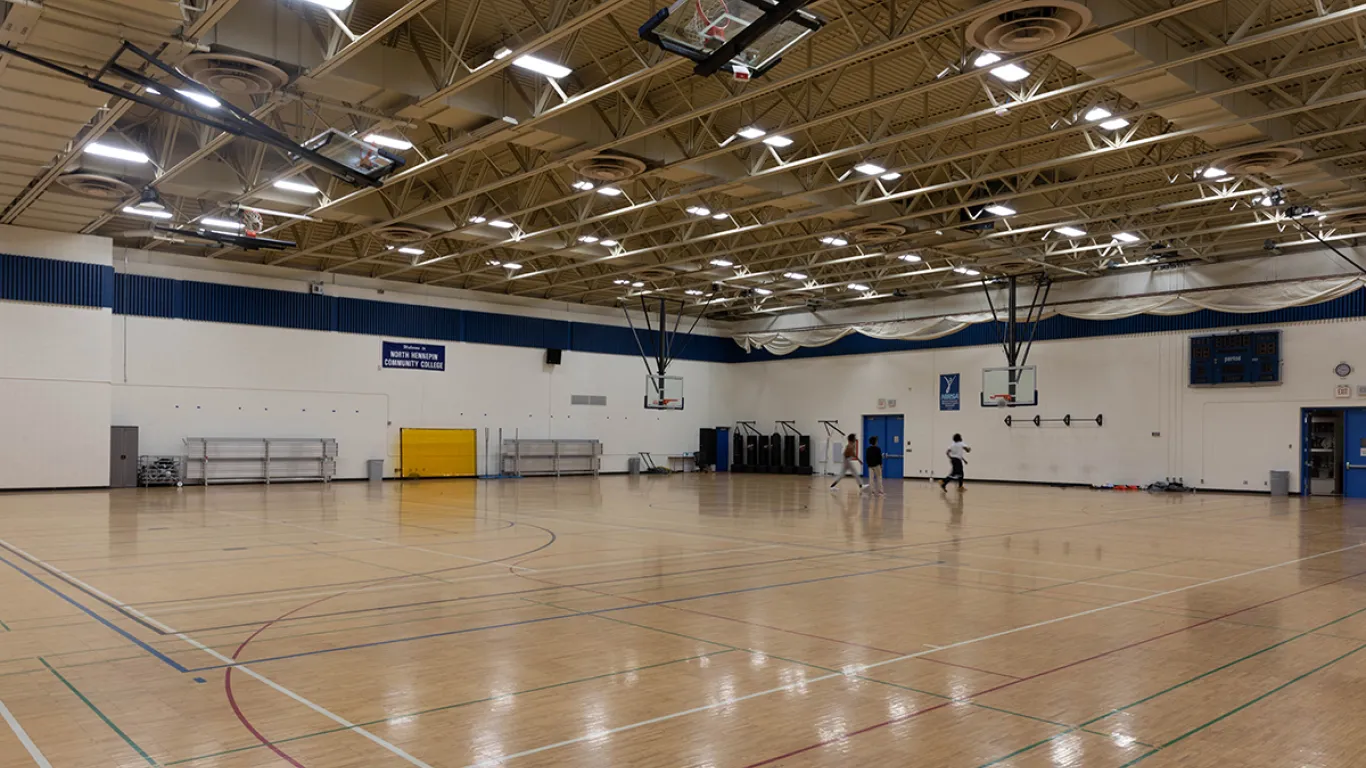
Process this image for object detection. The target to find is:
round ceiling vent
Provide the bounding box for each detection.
[181,53,289,96]
[966,1,1092,53]
[56,172,135,199]
[373,225,430,244]
[1212,147,1303,175]
[632,267,674,282]
[847,223,907,244]
[569,153,647,182]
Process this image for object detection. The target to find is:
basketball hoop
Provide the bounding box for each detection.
[989,394,1014,408]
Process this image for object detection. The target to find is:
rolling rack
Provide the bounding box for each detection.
[183,438,337,485]
[501,439,602,477]
[138,456,184,487]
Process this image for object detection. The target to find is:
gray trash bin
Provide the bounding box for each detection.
[1269,469,1290,497]
[366,459,384,484]
[628,456,641,476]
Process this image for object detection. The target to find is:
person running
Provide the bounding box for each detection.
[940,433,970,491]
[830,433,868,491]
[866,436,884,495]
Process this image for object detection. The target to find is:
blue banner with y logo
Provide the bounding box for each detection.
[939,373,960,411]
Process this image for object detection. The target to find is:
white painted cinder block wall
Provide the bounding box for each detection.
[723,317,1366,491]
[0,225,113,488]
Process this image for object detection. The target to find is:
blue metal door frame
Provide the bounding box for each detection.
[1300,407,1366,498]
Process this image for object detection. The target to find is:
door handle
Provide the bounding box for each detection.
[1348,462,1365,470]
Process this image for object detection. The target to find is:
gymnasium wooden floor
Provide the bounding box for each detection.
[1,476,1364,767]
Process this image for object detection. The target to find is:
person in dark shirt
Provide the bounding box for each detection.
[866,436,884,495]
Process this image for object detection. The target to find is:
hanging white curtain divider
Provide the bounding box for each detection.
[734,277,1366,355]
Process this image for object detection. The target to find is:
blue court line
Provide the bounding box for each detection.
[0,552,188,673]
[187,559,945,672]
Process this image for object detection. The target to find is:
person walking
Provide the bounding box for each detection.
[866,436,884,495]
[939,433,970,491]
[830,433,868,492]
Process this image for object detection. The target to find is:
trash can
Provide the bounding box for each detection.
[1269,469,1290,497]
[367,459,384,484]
[628,457,641,476]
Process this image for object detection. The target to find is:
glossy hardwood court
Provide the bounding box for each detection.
[1,476,1364,767]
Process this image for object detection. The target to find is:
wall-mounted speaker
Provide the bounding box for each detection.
[545,348,563,365]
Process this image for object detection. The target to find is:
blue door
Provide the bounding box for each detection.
[716,427,730,472]
[1345,410,1366,498]
[861,415,905,480]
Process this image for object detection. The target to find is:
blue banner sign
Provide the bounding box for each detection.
[939,373,960,411]
[383,341,445,371]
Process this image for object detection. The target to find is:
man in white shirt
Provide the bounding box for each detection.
[940,433,970,491]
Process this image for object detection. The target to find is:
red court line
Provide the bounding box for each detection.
[741,566,1366,767]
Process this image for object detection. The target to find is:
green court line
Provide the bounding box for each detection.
[532,597,1151,747]
[1016,559,1191,595]
[163,649,731,765]
[0,617,10,631]
[40,657,159,767]
[974,601,1366,767]
[1118,642,1366,767]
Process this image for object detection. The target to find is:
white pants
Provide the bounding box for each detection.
[832,458,863,486]
[869,466,884,493]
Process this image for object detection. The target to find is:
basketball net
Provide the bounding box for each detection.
[241,209,264,238]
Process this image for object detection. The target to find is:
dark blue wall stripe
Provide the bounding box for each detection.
[0,253,108,307]
[6,253,1366,365]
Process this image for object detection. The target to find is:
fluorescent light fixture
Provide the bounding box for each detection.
[753,287,773,295]
[762,135,794,148]
[493,46,513,60]
[973,52,1001,67]
[686,206,712,216]
[819,236,848,246]
[1112,232,1141,243]
[1201,167,1227,179]
[274,179,319,194]
[596,187,623,197]
[469,215,487,223]
[241,206,313,221]
[711,212,728,220]
[1099,117,1130,131]
[737,126,766,139]
[488,219,515,229]
[880,172,901,181]
[364,134,413,151]
[578,235,599,243]
[953,266,980,276]
[503,262,522,269]
[571,180,594,191]
[1053,226,1086,237]
[613,279,631,285]
[710,258,734,267]
[848,283,870,291]
[199,217,241,230]
[84,142,148,163]
[600,239,618,247]
[631,281,645,288]
[395,246,424,256]
[512,54,572,80]
[685,289,704,296]
[1083,107,1112,122]
[897,254,921,262]
[488,259,502,266]
[1258,196,1274,207]
[121,206,172,219]
[854,163,886,176]
[989,64,1030,82]
[783,271,807,279]
[177,89,221,109]
[984,204,1015,216]
[300,0,352,9]
[145,86,160,95]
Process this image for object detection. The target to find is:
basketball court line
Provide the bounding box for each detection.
[0,536,437,768]
[185,559,946,671]
[458,540,1366,767]
[0,696,52,768]
[212,509,540,571]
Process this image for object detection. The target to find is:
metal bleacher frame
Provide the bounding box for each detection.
[500,439,601,477]
[184,437,337,485]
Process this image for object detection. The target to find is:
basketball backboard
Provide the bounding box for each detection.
[981,366,1037,407]
[645,375,685,410]
[639,0,825,80]
[297,129,405,186]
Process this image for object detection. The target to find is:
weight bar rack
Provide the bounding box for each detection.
[1004,414,1103,427]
